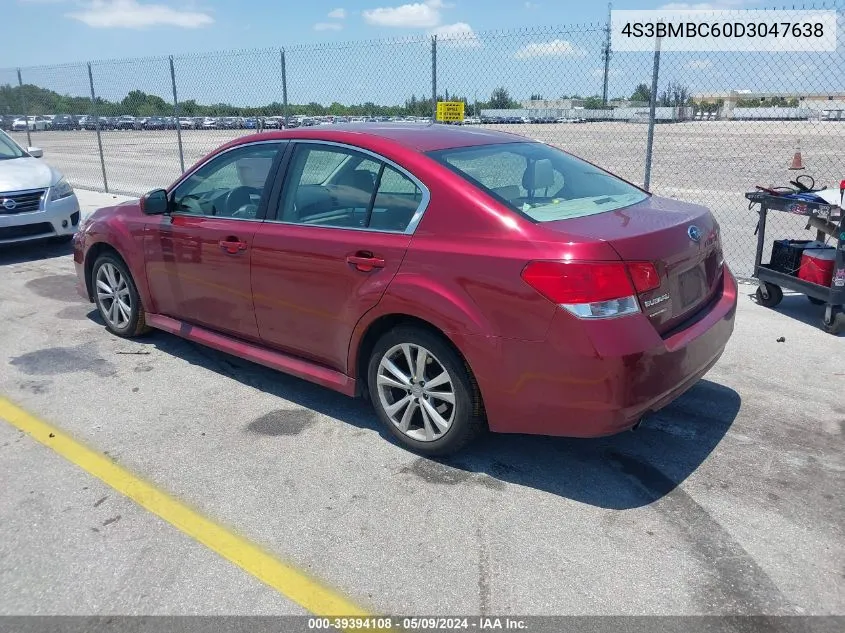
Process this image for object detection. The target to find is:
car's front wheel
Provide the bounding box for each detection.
[92,253,149,338]
[367,326,485,456]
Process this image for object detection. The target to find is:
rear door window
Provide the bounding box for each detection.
[276,143,425,232]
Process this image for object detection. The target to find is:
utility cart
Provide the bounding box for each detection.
[745,191,845,334]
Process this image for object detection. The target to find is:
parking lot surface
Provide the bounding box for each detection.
[0,191,843,616]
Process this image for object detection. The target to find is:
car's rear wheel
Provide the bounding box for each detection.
[92,253,149,338]
[367,326,485,456]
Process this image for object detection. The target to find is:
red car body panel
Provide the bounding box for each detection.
[144,214,261,341]
[251,223,411,371]
[75,125,737,439]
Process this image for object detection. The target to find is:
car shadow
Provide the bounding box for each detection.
[90,310,741,510]
[0,238,73,265]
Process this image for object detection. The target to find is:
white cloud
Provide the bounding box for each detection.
[685,59,713,69]
[362,0,443,28]
[67,0,213,29]
[525,1,540,8]
[327,8,346,19]
[514,39,586,59]
[429,22,482,47]
[314,21,343,31]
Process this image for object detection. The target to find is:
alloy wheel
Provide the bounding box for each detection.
[95,262,133,329]
[376,343,456,442]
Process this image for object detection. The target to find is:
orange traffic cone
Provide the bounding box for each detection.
[789,139,804,170]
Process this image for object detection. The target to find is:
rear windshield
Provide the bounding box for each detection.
[427,142,648,222]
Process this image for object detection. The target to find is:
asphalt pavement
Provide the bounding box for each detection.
[0,190,842,617]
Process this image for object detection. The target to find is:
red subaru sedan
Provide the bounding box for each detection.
[74,124,737,455]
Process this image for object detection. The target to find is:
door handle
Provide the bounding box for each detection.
[346,252,385,272]
[219,238,248,255]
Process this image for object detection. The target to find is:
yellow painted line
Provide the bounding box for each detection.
[0,396,370,618]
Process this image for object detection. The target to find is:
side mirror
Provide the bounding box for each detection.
[140,189,170,215]
[28,147,43,158]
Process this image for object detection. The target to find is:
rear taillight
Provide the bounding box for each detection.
[521,260,660,319]
[626,262,661,294]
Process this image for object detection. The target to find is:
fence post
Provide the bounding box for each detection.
[280,48,289,129]
[601,2,612,107]
[87,62,109,193]
[16,69,33,148]
[169,56,185,173]
[643,34,661,191]
[431,35,437,122]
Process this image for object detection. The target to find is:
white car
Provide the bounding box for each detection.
[0,130,81,245]
[11,116,51,132]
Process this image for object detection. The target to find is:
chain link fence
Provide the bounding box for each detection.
[2,1,843,277]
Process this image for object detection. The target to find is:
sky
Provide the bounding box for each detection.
[4,0,843,107]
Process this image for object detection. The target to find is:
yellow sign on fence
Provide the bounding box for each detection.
[436,101,465,122]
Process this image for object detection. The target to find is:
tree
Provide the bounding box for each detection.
[659,82,690,107]
[489,86,515,109]
[529,93,543,101]
[583,95,605,109]
[630,83,651,103]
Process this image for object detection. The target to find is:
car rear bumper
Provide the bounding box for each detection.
[0,193,81,245]
[474,267,738,437]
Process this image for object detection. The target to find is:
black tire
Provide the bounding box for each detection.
[822,310,843,335]
[807,296,826,305]
[367,325,486,456]
[755,283,783,308]
[91,252,150,338]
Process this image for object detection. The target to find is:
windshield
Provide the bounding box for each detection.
[0,130,26,160]
[428,141,648,222]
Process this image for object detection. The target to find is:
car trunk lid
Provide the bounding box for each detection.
[538,195,724,334]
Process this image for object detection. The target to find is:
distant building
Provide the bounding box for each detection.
[692,91,845,104]
[521,99,582,109]
[691,91,845,120]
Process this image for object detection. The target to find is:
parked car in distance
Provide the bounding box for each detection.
[0,130,81,245]
[1,115,20,131]
[178,117,196,129]
[12,116,50,132]
[263,117,281,129]
[83,116,113,131]
[115,115,136,130]
[143,117,167,130]
[51,114,80,131]
[201,117,217,130]
[74,124,736,455]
